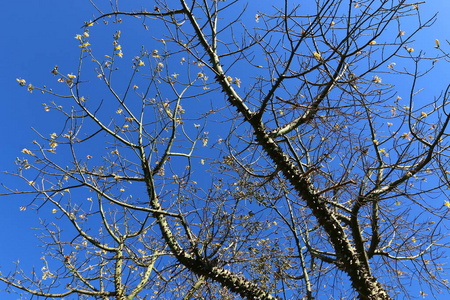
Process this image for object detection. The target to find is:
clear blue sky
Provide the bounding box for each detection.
[2,1,450,299]
[1,0,94,282]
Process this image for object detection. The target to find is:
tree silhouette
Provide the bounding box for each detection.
[2,0,450,299]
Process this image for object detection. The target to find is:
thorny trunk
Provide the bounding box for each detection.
[179,1,393,298]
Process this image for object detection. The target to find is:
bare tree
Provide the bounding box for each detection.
[2,0,450,299]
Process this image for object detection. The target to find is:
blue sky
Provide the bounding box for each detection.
[1,0,95,284]
[2,1,450,299]
[0,1,268,298]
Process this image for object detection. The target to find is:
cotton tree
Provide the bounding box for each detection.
[2,0,450,299]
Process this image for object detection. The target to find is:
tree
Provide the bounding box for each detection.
[2,0,450,299]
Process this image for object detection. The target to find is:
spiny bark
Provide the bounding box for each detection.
[141,155,280,300]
